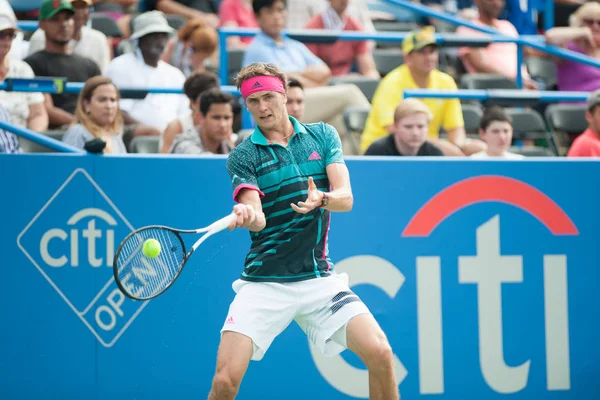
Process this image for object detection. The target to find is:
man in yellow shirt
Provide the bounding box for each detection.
[361,27,486,156]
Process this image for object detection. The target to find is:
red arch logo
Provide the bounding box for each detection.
[402,176,578,237]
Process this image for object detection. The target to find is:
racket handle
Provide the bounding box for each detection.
[209,213,237,234]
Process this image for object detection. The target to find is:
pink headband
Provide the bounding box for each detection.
[240,76,285,99]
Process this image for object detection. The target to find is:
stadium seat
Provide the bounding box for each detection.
[373,48,403,76]
[329,76,380,103]
[461,103,483,136]
[525,57,557,89]
[18,131,65,153]
[461,74,519,90]
[130,136,160,154]
[90,13,122,38]
[342,105,371,154]
[509,146,555,157]
[545,104,587,136]
[504,108,560,156]
[228,49,245,85]
[166,14,186,31]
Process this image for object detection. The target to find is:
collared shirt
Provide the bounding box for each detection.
[169,127,234,155]
[567,128,600,157]
[361,64,464,153]
[0,106,21,154]
[226,116,343,283]
[242,31,324,72]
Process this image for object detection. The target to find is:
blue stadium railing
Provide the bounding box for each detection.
[402,89,590,103]
[216,28,600,90]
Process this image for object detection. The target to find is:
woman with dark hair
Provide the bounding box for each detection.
[62,76,126,154]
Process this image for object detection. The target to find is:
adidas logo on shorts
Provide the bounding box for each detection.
[225,316,235,324]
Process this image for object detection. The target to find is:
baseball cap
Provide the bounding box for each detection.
[39,0,74,22]
[402,27,438,55]
[0,14,17,31]
[587,89,600,112]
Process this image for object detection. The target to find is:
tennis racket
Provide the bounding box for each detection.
[113,213,237,300]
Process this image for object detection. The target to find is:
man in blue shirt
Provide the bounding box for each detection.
[241,0,371,154]
[206,62,399,400]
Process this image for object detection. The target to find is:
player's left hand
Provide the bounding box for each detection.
[291,177,324,214]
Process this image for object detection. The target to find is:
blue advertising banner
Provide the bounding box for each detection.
[1,154,599,399]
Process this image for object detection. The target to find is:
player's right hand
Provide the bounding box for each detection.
[230,203,257,230]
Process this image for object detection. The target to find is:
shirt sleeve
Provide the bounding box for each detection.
[296,41,325,66]
[440,78,464,131]
[219,0,237,24]
[62,125,93,150]
[226,147,265,202]
[322,123,344,165]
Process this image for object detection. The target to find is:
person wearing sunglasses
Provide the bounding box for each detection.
[0,14,48,133]
[545,2,600,93]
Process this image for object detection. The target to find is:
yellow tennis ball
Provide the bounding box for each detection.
[142,238,161,258]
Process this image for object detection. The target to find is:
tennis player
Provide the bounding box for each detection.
[208,62,399,400]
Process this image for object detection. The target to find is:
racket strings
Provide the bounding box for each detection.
[115,228,185,299]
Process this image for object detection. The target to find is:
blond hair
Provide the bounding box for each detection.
[394,98,433,123]
[570,2,600,27]
[235,62,289,92]
[177,17,206,41]
[75,76,123,139]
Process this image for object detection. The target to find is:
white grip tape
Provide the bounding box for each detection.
[209,213,237,234]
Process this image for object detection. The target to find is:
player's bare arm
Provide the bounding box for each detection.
[291,163,353,214]
[229,189,266,232]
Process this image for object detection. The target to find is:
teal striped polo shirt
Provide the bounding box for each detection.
[226,116,344,282]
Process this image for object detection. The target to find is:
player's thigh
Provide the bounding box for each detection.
[345,313,392,363]
[221,280,297,360]
[295,274,370,356]
[214,331,253,379]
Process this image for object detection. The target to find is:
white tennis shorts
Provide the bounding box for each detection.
[220,273,371,361]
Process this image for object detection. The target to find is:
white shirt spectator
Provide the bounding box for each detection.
[0,59,44,128]
[470,150,525,159]
[105,50,189,143]
[287,0,375,32]
[28,26,111,72]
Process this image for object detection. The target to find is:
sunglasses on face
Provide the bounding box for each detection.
[582,18,600,27]
[0,30,16,40]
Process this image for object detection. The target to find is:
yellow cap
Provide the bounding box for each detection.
[402,26,438,55]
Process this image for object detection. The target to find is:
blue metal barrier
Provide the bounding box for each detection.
[1,155,599,398]
[0,121,84,153]
[217,28,600,90]
[402,89,590,103]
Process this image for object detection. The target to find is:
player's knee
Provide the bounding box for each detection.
[211,371,241,397]
[365,334,394,369]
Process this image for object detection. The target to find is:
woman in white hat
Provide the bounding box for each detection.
[0,13,48,132]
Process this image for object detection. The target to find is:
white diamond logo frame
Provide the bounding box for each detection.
[16,168,149,348]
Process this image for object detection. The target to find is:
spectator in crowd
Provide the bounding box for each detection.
[24,0,101,129]
[0,14,48,132]
[0,0,26,60]
[287,0,375,33]
[28,0,111,72]
[545,2,600,93]
[219,0,258,49]
[470,106,524,159]
[155,0,220,27]
[365,98,444,156]
[456,0,536,89]
[163,17,217,77]
[93,0,137,38]
[160,70,219,153]
[286,78,305,121]
[304,0,379,78]
[105,11,188,148]
[243,0,371,151]
[362,27,486,156]
[170,89,235,154]
[0,105,21,153]
[567,89,600,157]
[62,76,127,154]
